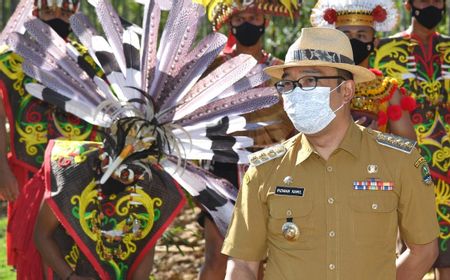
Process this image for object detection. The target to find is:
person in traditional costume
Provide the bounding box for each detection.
[3,0,282,278]
[0,1,103,278]
[310,0,416,140]
[194,1,300,279]
[373,0,449,278]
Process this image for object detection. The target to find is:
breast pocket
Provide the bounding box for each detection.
[267,196,315,250]
[349,191,398,245]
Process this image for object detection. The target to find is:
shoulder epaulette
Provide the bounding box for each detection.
[248,144,287,167]
[375,132,416,154]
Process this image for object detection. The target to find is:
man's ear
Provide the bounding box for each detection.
[341,80,355,103]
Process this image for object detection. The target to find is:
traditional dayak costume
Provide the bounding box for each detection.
[202,0,301,79]
[197,0,300,195]
[3,0,281,278]
[374,9,450,266]
[0,1,103,278]
[310,0,416,132]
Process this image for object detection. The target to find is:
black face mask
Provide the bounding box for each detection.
[411,5,445,29]
[350,38,374,65]
[231,22,265,47]
[43,18,71,39]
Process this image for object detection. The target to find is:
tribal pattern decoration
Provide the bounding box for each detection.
[0,45,101,171]
[374,32,450,262]
[46,140,184,279]
[3,0,279,241]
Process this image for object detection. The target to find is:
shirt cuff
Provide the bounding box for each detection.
[221,240,266,261]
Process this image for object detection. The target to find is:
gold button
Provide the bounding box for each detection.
[327,198,335,204]
[329,264,336,270]
[329,231,336,237]
[372,203,378,210]
[327,166,333,172]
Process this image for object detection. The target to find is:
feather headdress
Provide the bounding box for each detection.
[195,0,302,31]
[310,0,399,32]
[0,0,34,48]
[4,0,279,235]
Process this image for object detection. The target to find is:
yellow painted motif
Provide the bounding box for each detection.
[73,179,161,263]
[435,179,450,241]
[373,40,411,88]
[51,140,100,163]
[417,80,442,105]
[0,52,26,96]
[432,146,450,174]
[436,40,450,93]
[17,123,47,157]
[416,111,449,151]
[53,112,94,142]
[64,244,80,270]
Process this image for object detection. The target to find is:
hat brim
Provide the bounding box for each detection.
[264,60,375,83]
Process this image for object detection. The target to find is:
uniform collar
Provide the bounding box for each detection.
[294,121,362,165]
[338,122,362,158]
[295,134,314,166]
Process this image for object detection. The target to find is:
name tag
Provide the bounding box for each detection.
[275,186,305,197]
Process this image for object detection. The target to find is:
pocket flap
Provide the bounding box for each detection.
[350,192,397,213]
[269,198,313,218]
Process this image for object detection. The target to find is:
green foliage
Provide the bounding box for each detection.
[0,216,16,280]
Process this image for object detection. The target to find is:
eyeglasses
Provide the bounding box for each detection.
[274,76,346,94]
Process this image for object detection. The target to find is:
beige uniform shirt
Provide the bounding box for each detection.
[222,122,439,280]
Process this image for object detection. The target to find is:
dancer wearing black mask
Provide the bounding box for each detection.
[0,1,103,279]
[311,0,416,141]
[375,0,450,279]
[196,1,301,279]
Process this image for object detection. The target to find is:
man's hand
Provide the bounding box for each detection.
[0,161,19,201]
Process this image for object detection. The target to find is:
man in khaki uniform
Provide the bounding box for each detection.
[222,27,440,280]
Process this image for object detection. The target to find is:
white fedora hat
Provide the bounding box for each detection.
[265,27,375,83]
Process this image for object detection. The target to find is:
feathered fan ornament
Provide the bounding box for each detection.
[5,0,279,238]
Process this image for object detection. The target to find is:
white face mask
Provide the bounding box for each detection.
[282,84,344,135]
